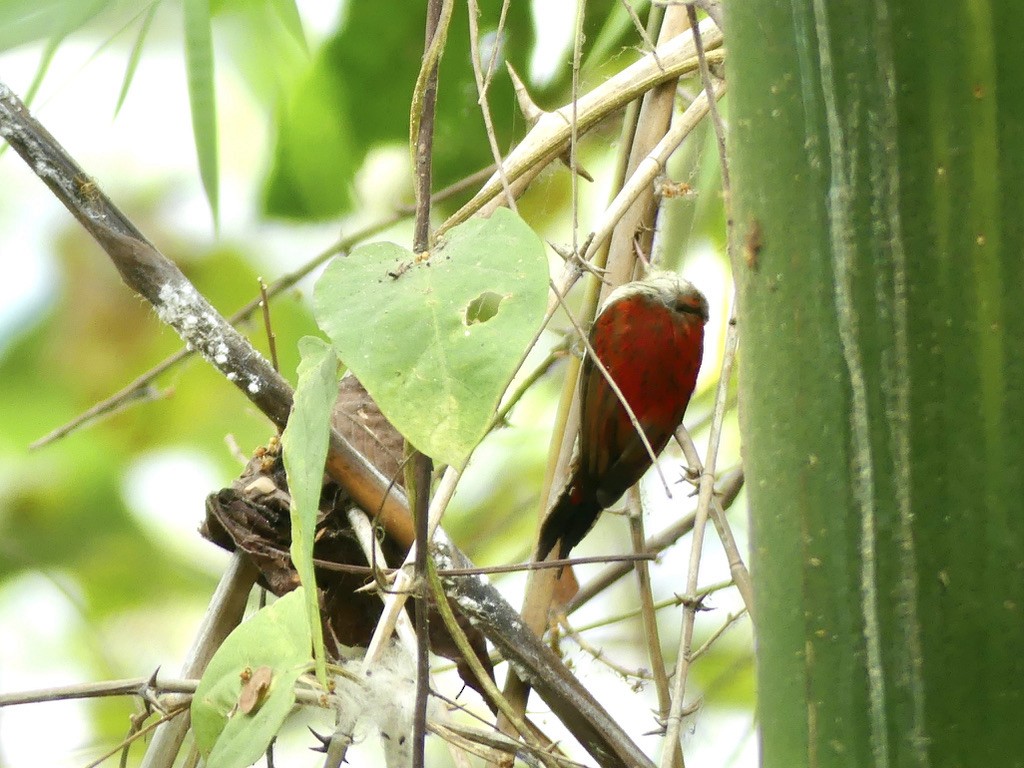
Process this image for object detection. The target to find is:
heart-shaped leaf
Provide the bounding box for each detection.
[313,208,548,466]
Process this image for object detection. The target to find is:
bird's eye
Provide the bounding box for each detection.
[674,298,709,322]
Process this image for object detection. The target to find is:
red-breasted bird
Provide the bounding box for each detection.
[537,272,709,560]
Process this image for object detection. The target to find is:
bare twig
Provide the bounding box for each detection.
[467,0,516,209]
[557,614,657,682]
[675,429,753,615]
[567,578,735,636]
[685,4,730,225]
[0,676,195,708]
[27,214,397,450]
[569,0,586,257]
[654,0,723,31]
[626,486,674,720]
[0,671,328,709]
[566,466,744,613]
[689,607,749,662]
[258,277,279,374]
[85,704,191,768]
[619,0,663,63]
[410,449,434,768]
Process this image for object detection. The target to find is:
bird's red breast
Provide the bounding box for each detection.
[538,273,708,560]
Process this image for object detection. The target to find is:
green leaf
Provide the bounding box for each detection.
[312,208,548,467]
[192,588,313,766]
[115,2,159,116]
[263,0,534,219]
[280,336,337,686]
[262,63,356,219]
[0,0,109,51]
[266,0,306,52]
[183,0,219,224]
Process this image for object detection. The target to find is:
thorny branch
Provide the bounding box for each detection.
[437,17,723,234]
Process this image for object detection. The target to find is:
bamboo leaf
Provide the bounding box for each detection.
[266,0,306,52]
[280,336,337,686]
[115,2,160,116]
[183,0,219,224]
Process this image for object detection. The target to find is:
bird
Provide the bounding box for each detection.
[537,272,709,560]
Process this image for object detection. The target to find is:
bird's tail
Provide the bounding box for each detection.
[536,481,601,561]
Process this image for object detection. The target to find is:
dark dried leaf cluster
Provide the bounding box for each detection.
[202,376,496,707]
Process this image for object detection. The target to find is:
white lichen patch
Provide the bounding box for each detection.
[157,282,237,372]
[154,281,271,400]
[332,642,437,768]
[157,282,200,326]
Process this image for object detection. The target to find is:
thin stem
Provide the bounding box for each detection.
[28,213,399,450]
[565,466,744,613]
[660,292,740,768]
[411,450,433,768]
[258,277,279,374]
[570,0,586,256]
[409,1,446,763]
[566,578,736,635]
[467,0,516,209]
[627,486,674,719]
[675,427,754,615]
[557,614,657,681]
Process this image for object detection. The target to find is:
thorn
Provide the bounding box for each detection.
[139,667,164,714]
[547,239,609,284]
[506,64,542,126]
[506,63,594,183]
[308,727,330,753]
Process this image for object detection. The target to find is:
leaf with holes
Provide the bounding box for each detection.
[312,208,547,466]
